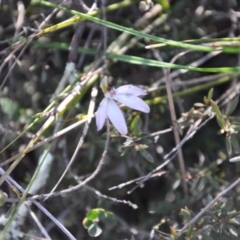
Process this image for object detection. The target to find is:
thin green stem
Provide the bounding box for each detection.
[32,41,240,73]
[146,75,236,105]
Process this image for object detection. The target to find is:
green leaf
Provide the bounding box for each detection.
[130,115,142,136]
[228,125,237,134]
[231,125,240,132]
[207,176,220,190]
[181,208,191,221]
[141,139,152,145]
[99,210,113,220]
[99,211,114,225]
[201,225,213,235]
[134,144,148,151]
[82,218,93,229]
[105,211,113,219]
[216,118,225,131]
[222,197,233,212]
[86,208,105,221]
[208,88,214,100]
[194,103,206,107]
[231,135,239,151]
[198,233,214,240]
[229,218,240,225]
[227,94,239,116]
[83,209,114,231]
[229,156,240,162]
[186,224,194,239]
[210,100,222,117]
[0,190,7,207]
[203,95,209,105]
[170,226,177,240]
[139,149,154,163]
[156,0,170,9]
[211,100,225,128]
[228,225,238,237]
[226,136,232,156]
[88,223,102,237]
[0,98,19,119]
[172,179,181,190]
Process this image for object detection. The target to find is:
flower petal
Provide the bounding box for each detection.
[107,99,128,135]
[96,98,108,131]
[114,94,150,113]
[115,85,147,96]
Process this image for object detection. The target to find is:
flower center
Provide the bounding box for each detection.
[109,88,116,97]
[105,87,116,98]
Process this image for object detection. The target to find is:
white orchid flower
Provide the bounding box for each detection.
[96,78,150,135]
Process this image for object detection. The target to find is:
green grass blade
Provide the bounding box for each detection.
[33,41,240,73]
[34,0,231,52]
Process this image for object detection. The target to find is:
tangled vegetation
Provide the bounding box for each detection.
[1,0,240,239]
